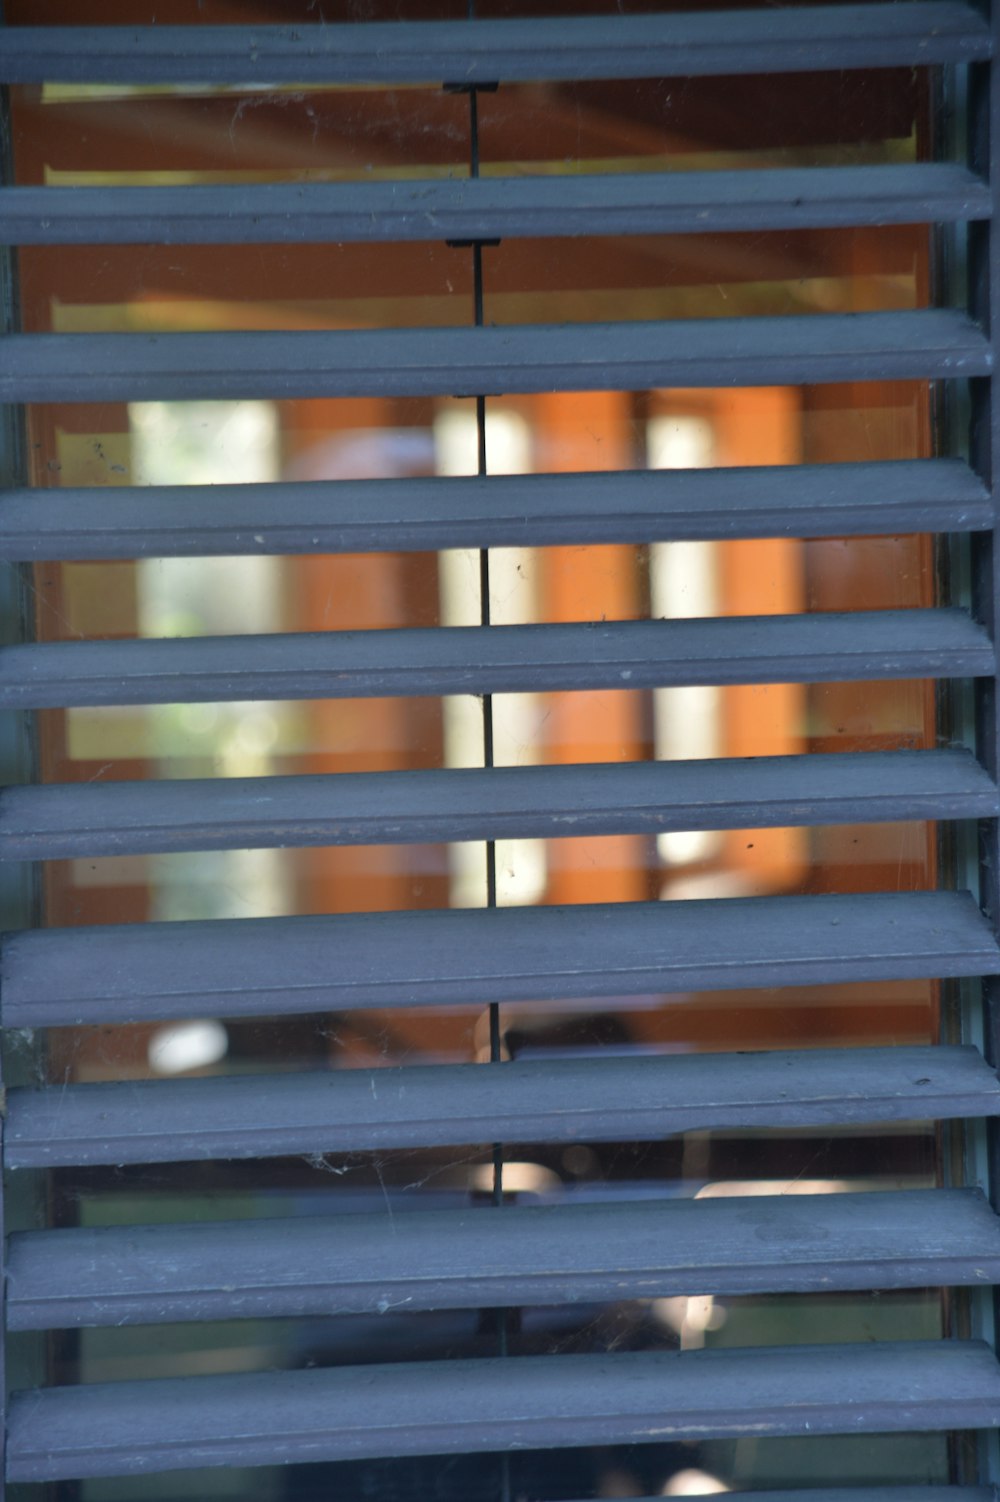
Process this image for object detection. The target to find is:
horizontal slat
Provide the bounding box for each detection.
[1,164,989,247]
[9,1188,999,1330]
[4,891,997,1029]
[0,459,989,563]
[568,1492,999,1502]
[9,1044,998,1169]
[1,6,988,85]
[0,311,988,405]
[10,1341,1000,1481]
[0,609,991,710]
[4,749,994,861]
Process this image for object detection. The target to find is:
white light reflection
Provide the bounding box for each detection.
[148,1019,228,1076]
[469,1161,561,1196]
[652,1293,727,1349]
[695,1179,850,1199]
[662,1469,730,1495]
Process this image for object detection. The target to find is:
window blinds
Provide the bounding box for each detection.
[3,4,1000,1494]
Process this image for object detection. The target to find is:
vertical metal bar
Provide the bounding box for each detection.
[462,6,504,1204]
[968,0,1000,1485]
[468,93,502,1097]
[462,10,510,1496]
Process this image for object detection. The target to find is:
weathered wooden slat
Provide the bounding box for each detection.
[0,311,989,406]
[10,1342,1000,1481]
[3,749,993,861]
[0,164,989,246]
[0,609,991,711]
[4,891,997,1029]
[9,1189,999,1330]
[0,460,990,562]
[9,1045,998,1169]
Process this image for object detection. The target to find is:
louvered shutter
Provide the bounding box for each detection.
[2,5,1000,1496]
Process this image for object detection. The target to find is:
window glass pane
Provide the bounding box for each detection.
[3,3,962,1498]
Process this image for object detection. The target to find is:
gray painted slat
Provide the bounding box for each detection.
[728,1495,997,1502]
[569,1492,998,1502]
[9,1044,998,1169]
[1,6,988,85]
[9,1341,1000,1482]
[9,1188,999,1330]
[3,749,994,861]
[0,311,989,405]
[0,609,991,711]
[1,164,989,246]
[0,459,990,562]
[4,891,997,1029]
